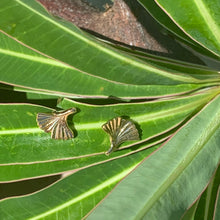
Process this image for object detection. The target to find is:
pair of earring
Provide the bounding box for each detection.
[36,108,139,155]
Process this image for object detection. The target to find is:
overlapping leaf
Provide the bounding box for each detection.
[214,186,220,220]
[87,94,220,220]
[0,1,220,219]
[154,0,220,58]
[193,165,220,220]
[0,149,153,220]
[181,200,200,220]
[138,0,220,59]
[1,88,219,181]
[181,164,220,220]
[0,0,219,100]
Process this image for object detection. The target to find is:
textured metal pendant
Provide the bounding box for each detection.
[102,117,139,155]
[36,108,77,140]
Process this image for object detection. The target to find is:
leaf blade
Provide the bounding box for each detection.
[0,0,219,99]
[155,0,220,58]
[87,95,220,220]
[0,148,151,220]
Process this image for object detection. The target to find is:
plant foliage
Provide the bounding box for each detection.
[0,0,219,219]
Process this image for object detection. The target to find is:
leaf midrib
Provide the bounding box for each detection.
[0,96,207,136]
[0,48,69,68]
[13,0,201,83]
[193,0,220,45]
[29,164,138,220]
[137,102,220,218]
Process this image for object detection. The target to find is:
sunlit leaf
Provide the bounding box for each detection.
[0,147,153,220]
[155,0,220,58]
[1,88,218,181]
[87,95,220,220]
[0,0,219,99]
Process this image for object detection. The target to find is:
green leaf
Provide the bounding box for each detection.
[194,164,220,220]
[137,0,197,46]
[0,148,152,220]
[87,95,220,220]
[214,185,220,220]
[181,200,200,220]
[155,0,220,58]
[126,50,220,81]
[138,0,219,59]
[0,0,219,99]
[1,88,218,181]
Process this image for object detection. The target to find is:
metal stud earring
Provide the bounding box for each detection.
[102,117,139,155]
[36,108,77,140]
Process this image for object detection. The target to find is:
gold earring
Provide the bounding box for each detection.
[102,117,139,155]
[36,108,77,140]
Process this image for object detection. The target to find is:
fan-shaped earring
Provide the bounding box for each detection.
[102,117,139,155]
[36,108,77,140]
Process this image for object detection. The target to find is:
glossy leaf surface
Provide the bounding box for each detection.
[0,0,219,99]
[138,0,197,46]
[214,185,220,220]
[155,0,220,58]
[194,165,220,220]
[138,0,220,59]
[181,200,200,220]
[0,150,150,219]
[1,89,218,181]
[88,95,220,220]
[0,0,220,219]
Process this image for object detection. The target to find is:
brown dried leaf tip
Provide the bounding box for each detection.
[102,117,140,155]
[36,108,77,140]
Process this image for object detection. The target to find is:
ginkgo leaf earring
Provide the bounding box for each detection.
[36,108,77,140]
[102,117,140,155]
